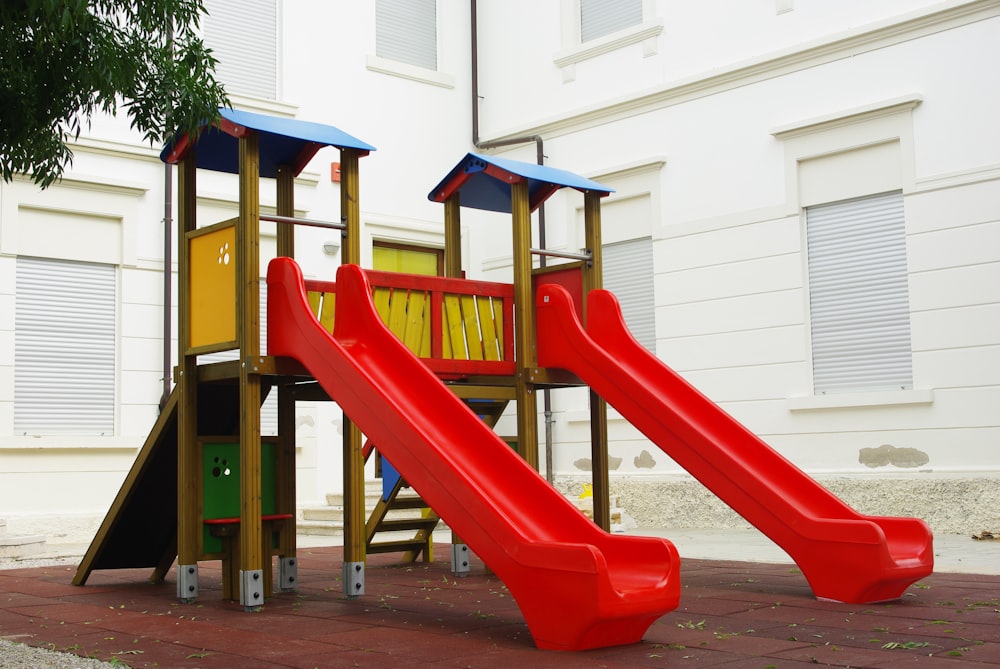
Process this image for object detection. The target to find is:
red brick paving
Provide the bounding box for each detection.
[1,547,998,667]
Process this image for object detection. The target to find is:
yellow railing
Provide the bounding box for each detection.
[305,270,515,378]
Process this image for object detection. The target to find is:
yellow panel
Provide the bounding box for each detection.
[386,289,409,344]
[442,294,465,359]
[189,226,236,350]
[319,292,336,333]
[493,298,504,356]
[402,291,428,354]
[418,294,432,357]
[307,291,322,318]
[373,246,439,275]
[477,296,501,361]
[372,287,391,326]
[461,295,484,361]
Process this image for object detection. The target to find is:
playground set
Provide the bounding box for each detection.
[73,109,934,651]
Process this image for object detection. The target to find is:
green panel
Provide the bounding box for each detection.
[202,441,277,554]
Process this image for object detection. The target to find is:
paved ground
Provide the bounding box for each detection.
[0,530,998,667]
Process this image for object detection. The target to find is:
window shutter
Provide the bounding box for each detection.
[806,191,913,394]
[581,0,642,42]
[602,238,656,351]
[376,0,437,70]
[203,0,277,99]
[15,258,116,435]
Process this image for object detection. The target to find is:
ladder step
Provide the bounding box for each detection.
[366,539,430,554]
[375,517,439,533]
[389,496,429,510]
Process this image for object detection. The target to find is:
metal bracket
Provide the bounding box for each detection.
[451,544,471,576]
[240,569,265,610]
[177,563,198,601]
[278,556,298,591]
[343,561,365,598]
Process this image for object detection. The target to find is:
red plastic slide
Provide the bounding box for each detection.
[266,258,680,651]
[535,283,934,604]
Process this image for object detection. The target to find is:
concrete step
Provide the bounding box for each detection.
[0,531,47,559]
[300,481,435,536]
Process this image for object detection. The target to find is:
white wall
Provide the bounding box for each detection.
[1,1,996,525]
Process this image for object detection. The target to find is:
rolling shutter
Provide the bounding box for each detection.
[806,191,913,394]
[15,258,116,435]
[602,238,656,351]
[376,0,437,70]
[581,0,642,42]
[203,0,277,99]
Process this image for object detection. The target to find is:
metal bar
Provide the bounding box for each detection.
[259,213,346,231]
[530,247,592,262]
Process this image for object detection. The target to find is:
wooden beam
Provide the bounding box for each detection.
[583,190,610,532]
[274,164,297,575]
[511,180,538,470]
[339,148,366,593]
[276,165,295,258]
[444,193,461,278]
[176,152,200,593]
[237,130,264,608]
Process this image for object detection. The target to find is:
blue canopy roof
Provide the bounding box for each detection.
[428,152,613,214]
[160,108,376,178]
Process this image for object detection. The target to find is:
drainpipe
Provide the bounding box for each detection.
[160,160,173,410]
[471,0,555,482]
[160,24,174,411]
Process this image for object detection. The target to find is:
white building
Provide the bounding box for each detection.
[2,0,998,540]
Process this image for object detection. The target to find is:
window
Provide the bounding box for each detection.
[581,0,642,42]
[203,0,277,99]
[806,191,913,394]
[15,258,116,435]
[603,238,655,351]
[376,0,437,71]
[373,242,443,276]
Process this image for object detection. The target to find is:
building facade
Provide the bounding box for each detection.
[1,0,998,536]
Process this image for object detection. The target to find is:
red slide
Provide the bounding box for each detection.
[266,258,680,651]
[535,283,934,604]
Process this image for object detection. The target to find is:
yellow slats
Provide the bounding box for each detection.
[460,295,484,360]
[402,291,429,356]
[386,288,409,345]
[307,291,321,318]
[477,296,501,361]
[442,294,465,360]
[372,286,391,325]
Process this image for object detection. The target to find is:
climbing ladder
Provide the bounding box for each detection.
[364,398,511,562]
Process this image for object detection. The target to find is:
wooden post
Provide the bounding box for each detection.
[237,131,264,609]
[176,152,200,601]
[339,149,367,597]
[443,193,461,278]
[583,190,610,532]
[511,180,539,469]
[276,166,295,257]
[274,165,297,585]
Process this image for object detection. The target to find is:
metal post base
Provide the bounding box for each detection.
[177,564,198,601]
[278,556,298,591]
[451,544,470,576]
[240,569,265,610]
[343,561,365,599]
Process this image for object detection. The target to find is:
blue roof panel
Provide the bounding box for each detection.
[160,108,375,178]
[428,152,613,213]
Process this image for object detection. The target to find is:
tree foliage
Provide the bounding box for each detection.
[0,0,229,188]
